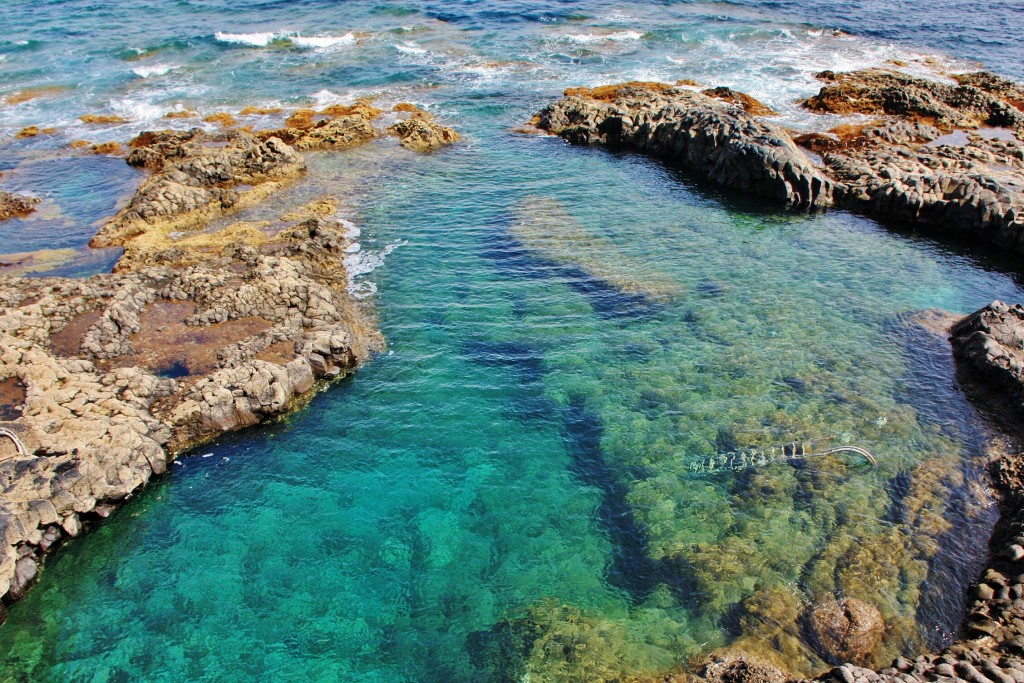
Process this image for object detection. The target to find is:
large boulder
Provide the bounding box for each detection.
[806,597,885,665]
[951,301,1024,411]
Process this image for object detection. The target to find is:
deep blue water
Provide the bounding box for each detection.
[0,1,1022,681]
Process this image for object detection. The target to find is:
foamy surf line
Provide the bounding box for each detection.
[213,31,355,50]
[557,30,646,44]
[131,64,182,78]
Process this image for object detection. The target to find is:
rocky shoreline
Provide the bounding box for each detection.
[0,102,457,612]
[533,70,1024,252]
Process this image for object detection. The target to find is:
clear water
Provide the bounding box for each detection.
[1,1,1023,681]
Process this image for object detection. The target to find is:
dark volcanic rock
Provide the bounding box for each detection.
[802,69,1024,134]
[951,301,1024,412]
[534,71,1024,252]
[534,82,838,208]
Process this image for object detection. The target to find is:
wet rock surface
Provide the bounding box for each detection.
[0,190,39,222]
[0,98,462,609]
[951,301,1024,414]
[535,71,1024,251]
[806,598,885,666]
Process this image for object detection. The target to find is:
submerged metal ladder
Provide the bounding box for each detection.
[686,439,877,474]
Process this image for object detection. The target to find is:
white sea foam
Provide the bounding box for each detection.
[291,33,356,49]
[310,87,371,108]
[214,31,355,51]
[107,97,164,123]
[344,239,406,299]
[131,63,181,78]
[214,31,281,47]
[395,42,427,55]
[558,30,645,44]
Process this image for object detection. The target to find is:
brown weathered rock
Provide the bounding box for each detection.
[0,105,406,606]
[806,597,885,665]
[802,69,1024,134]
[258,112,377,151]
[534,82,837,208]
[386,109,460,152]
[0,190,39,221]
[699,654,793,683]
[702,86,778,116]
[92,129,305,248]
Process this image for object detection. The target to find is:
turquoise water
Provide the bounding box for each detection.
[2,1,1024,681]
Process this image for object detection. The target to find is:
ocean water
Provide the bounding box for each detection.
[1,1,1024,681]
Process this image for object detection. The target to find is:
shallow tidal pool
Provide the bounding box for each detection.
[2,0,1024,680]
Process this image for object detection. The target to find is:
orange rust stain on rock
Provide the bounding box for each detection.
[564,81,676,101]
[255,340,296,365]
[321,100,381,119]
[79,114,128,125]
[701,86,777,116]
[239,106,284,116]
[5,86,69,106]
[285,109,317,130]
[90,141,123,155]
[202,112,237,127]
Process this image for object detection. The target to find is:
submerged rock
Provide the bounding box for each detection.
[0,190,39,221]
[805,597,885,666]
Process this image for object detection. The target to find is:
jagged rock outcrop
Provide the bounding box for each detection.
[0,214,378,604]
[0,100,441,608]
[951,301,1024,410]
[533,82,838,208]
[259,114,378,151]
[386,107,460,152]
[0,190,39,222]
[801,70,1024,134]
[535,72,1024,252]
[91,128,305,248]
[797,71,1024,249]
